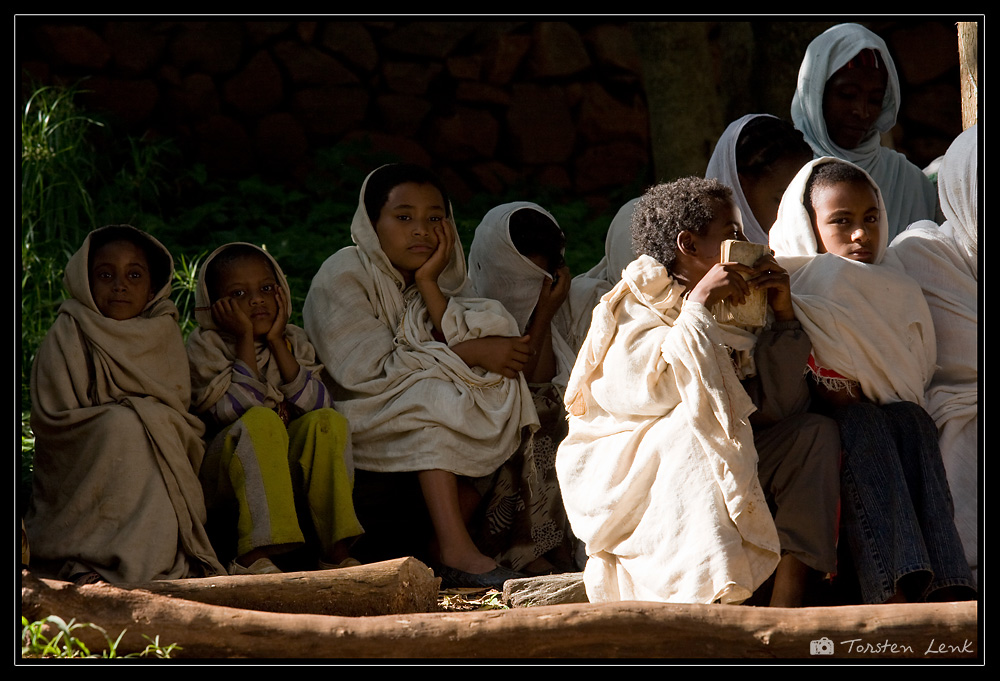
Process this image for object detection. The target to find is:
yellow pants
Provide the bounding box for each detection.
[201,406,363,558]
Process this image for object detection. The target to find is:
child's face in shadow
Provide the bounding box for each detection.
[89,240,155,320]
[212,255,280,338]
[373,181,448,285]
[810,180,880,263]
[740,153,811,234]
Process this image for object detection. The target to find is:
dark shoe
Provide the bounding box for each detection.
[436,563,526,591]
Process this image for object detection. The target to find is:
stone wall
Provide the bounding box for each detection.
[19,18,970,212]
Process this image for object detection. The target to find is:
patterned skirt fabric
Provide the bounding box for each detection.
[475,383,579,574]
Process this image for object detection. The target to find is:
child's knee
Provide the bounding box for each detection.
[298,407,349,434]
[242,406,287,431]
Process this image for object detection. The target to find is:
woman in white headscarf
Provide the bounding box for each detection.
[885,124,979,585]
[791,22,938,241]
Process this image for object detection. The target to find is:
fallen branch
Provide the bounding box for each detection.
[21,570,978,660]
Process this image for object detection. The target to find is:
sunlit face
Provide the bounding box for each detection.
[739,154,811,235]
[373,182,448,286]
[686,198,746,279]
[810,180,881,264]
[212,255,279,338]
[822,60,888,150]
[89,240,155,320]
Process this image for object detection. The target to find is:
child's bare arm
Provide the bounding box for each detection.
[452,335,532,379]
[415,220,456,334]
[522,265,571,382]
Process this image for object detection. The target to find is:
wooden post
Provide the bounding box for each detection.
[958,21,978,130]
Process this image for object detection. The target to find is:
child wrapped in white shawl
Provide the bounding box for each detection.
[303,164,538,589]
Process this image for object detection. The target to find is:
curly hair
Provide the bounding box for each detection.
[630,177,733,269]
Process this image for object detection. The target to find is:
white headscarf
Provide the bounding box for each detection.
[553,197,638,354]
[468,202,577,392]
[791,22,938,241]
[769,156,936,406]
[705,113,777,245]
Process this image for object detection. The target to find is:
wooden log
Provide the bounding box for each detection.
[117,557,440,617]
[21,570,978,660]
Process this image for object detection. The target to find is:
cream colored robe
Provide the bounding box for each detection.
[769,157,937,406]
[26,225,224,582]
[885,125,978,578]
[556,255,780,605]
[303,167,538,477]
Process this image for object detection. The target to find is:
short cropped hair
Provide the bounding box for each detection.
[205,243,275,302]
[363,163,452,224]
[631,177,733,269]
[804,160,875,222]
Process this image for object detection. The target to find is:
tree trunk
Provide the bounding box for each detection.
[21,570,978,660]
[958,21,978,129]
[117,557,440,617]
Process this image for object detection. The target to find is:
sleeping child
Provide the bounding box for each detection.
[556,177,840,606]
[769,156,976,604]
[467,201,580,574]
[303,163,539,591]
[26,224,224,584]
[186,242,363,575]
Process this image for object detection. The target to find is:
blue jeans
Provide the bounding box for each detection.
[837,401,975,603]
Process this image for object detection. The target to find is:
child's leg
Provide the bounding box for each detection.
[202,407,305,568]
[418,468,497,574]
[287,408,364,565]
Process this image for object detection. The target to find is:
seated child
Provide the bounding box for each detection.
[885,125,979,584]
[26,224,224,584]
[553,197,637,355]
[556,177,840,606]
[303,163,539,591]
[186,242,364,575]
[705,113,813,243]
[467,201,580,574]
[769,156,976,603]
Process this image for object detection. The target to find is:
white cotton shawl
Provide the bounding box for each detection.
[556,254,780,605]
[302,167,539,476]
[553,197,639,355]
[769,157,936,406]
[467,201,577,394]
[884,124,978,574]
[705,113,777,245]
[790,22,937,241]
[186,242,324,414]
[26,225,225,582]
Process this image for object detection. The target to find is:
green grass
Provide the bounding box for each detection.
[21,615,181,659]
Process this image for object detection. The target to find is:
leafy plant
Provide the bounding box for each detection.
[21,615,181,659]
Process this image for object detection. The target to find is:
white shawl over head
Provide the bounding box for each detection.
[467,201,577,393]
[884,124,978,575]
[790,22,937,240]
[303,166,538,476]
[769,156,936,406]
[554,197,638,355]
[705,113,777,245]
[27,225,224,582]
[186,242,325,414]
[556,254,779,605]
